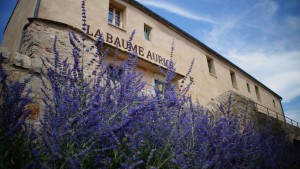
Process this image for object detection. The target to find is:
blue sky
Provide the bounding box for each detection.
[136,0,300,123]
[0,0,17,44]
[1,0,300,123]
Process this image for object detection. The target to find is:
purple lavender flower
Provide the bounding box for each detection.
[27,1,300,168]
[0,53,32,168]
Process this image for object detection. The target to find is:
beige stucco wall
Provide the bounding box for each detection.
[1,0,37,52]
[1,0,283,116]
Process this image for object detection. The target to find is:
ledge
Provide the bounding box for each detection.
[209,73,217,79]
[108,23,127,32]
[232,85,238,90]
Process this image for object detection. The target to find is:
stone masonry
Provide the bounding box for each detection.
[1,19,102,121]
[1,19,299,141]
[204,90,300,142]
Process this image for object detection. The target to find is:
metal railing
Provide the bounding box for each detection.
[140,88,300,128]
[255,102,299,128]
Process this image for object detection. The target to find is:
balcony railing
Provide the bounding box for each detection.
[255,102,299,128]
[141,87,300,128]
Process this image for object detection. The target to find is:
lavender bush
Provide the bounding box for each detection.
[1,0,300,168]
[0,53,32,168]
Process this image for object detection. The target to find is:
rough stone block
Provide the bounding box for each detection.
[0,47,10,63]
[13,52,31,69]
[32,57,43,73]
[13,52,22,66]
[22,54,32,69]
[25,103,40,120]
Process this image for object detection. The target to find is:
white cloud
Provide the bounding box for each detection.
[136,0,215,24]
[285,109,300,124]
[227,50,300,102]
[286,16,300,31]
[207,19,238,43]
[264,72,300,102]
[203,0,279,45]
[196,0,300,104]
[137,0,300,105]
[253,0,278,16]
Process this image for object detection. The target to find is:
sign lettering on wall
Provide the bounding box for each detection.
[86,25,170,67]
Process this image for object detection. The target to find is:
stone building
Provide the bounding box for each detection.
[1,0,285,120]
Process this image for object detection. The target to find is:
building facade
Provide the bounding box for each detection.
[1,0,284,119]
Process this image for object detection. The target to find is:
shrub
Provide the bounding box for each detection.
[1,0,300,168]
[0,53,32,168]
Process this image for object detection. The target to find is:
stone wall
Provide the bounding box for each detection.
[204,90,300,141]
[205,90,257,118]
[1,19,299,141]
[1,19,101,121]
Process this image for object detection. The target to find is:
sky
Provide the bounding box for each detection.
[0,0,17,44]
[136,0,300,123]
[1,0,300,123]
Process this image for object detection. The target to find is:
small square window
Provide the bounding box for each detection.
[154,79,171,95]
[247,83,251,93]
[144,25,151,41]
[230,71,238,88]
[154,79,164,94]
[207,56,216,76]
[255,86,261,101]
[107,66,122,82]
[108,4,124,28]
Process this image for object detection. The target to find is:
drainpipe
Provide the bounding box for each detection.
[34,0,41,18]
[279,98,286,122]
[18,0,41,51]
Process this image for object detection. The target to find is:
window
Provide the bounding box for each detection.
[273,99,276,108]
[144,24,151,41]
[154,79,164,94]
[247,83,251,93]
[255,86,261,101]
[107,66,122,82]
[108,7,113,24]
[230,71,238,88]
[108,5,123,28]
[207,56,216,76]
[154,79,170,95]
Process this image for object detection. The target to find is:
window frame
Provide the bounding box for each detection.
[255,85,261,101]
[230,71,238,89]
[154,79,171,95]
[247,83,251,93]
[108,4,124,28]
[207,56,217,76]
[154,79,164,94]
[144,24,151,41]
[106,66,123,82]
